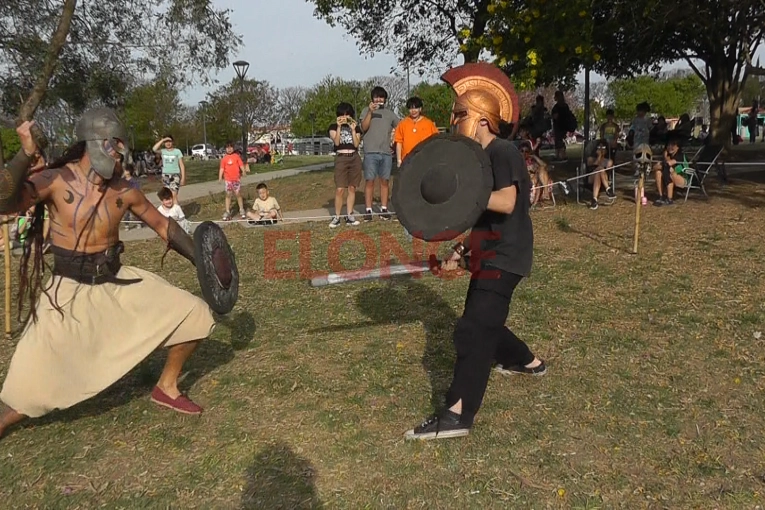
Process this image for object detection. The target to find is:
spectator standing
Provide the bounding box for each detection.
[598,109,621,161]
[328,102,363,228]
[360,86,399,222]
[551,90,575,161]
[219,141,248,221]
[152,135,186,205]
[394,97,440,166]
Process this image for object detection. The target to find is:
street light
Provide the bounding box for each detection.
[309,112,316,155]
[233,60,249,161]
[199,100,209,150]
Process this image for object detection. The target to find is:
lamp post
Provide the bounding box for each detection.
[129,124,135,149]
[199,100,209,149]
[309,112,316,155]
[233,60,250,160]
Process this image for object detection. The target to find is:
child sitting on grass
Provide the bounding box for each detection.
[246,183,283,225]
[156,186,192,233]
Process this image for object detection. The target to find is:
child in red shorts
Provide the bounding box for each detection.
[219,141,248,220]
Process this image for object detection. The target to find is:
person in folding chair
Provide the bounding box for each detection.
[652,138,689,206]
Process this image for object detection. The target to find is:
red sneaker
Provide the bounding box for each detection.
[150,387,203,415]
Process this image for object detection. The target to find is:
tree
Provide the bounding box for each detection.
[121,73,186,150]
[203,78,279,146]
[740,76,765,105]
[291,76,374,137]
[0,0,241,168]
[608,74,707,122]
[276,87,309,127]
[309,0,495,75]
[487,0,602,91]
[401,82,456,128]
[593,0,764,144]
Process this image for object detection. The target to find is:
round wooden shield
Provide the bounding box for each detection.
[391,133,493,242]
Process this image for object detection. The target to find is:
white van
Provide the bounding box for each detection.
[191,143,216,159]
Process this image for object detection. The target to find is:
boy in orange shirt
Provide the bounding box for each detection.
[218,141,248,220]
[394,97,440,166]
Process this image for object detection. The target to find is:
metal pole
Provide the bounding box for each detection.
[406,63,410,97]
[241,82,247,162]
[202,111,207,148]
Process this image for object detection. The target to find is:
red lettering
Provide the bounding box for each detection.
[379,232,420,280]
[327,230,377,275]
[299,230,324,280]
[263,230,298,280]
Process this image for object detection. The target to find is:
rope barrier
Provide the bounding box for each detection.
[4,158,762,231]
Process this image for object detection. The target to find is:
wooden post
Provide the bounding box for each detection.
[632,172,644,254]
[3,219,11,338]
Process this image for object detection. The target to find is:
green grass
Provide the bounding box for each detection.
[1,166,765,507]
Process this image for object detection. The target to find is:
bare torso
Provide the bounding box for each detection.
[29,163,155,254]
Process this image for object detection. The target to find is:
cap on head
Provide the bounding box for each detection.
[441,62,520,139]
[75,107,130,180]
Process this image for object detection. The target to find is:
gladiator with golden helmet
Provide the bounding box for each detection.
[392,62,547,441]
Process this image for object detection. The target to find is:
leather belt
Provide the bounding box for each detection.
[50,242,143,286]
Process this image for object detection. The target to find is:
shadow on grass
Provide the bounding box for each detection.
[18,312,256,432]
[310,280,458,413]
[557,219,634,255]
[241,442,322,509]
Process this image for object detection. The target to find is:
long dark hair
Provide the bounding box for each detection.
[17,141,115,324]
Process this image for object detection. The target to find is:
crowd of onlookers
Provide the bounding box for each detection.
[326,86,440,228]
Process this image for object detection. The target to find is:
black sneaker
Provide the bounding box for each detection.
[380,207,392,220]
[363,209,373,222]
[605,187,616,200]
[665,198,674,206]
[589,199,598,210]
[494,360,547,376]
[653,197,666,206]
[329,216,341,228]
[404,410,471,441]
[346,215,360,226]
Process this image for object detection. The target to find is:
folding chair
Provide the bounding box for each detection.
[677,144,724,202]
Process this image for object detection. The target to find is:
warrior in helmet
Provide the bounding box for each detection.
[0,110,223,440]
[405,63,546,441]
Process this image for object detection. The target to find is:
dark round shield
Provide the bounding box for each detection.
[391,133,493,242]
[193,221,239,314]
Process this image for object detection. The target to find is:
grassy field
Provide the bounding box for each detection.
[138,155,334,194]
[1,164,764,507]
[180,143,765,222]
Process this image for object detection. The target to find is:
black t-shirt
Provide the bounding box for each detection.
[470,137,534,277]
[551,102,571,133]
[328,123,362,152]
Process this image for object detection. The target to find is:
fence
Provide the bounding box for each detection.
[290,137,335,156]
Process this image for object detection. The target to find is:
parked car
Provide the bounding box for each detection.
[191,143,217,159]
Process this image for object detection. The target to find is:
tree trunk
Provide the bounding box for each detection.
[17,0,78,150]
[706,65,742,146]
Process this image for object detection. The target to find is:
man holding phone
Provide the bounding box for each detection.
[360,87,399,222]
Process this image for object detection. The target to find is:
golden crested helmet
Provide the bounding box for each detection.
[441,62,520,138]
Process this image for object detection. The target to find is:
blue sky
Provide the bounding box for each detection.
[180,0,764,106]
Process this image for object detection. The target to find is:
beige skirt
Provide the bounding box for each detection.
[0,266,216,418]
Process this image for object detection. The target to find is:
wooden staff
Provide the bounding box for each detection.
[3,218,11,338]
[632,171,645,254]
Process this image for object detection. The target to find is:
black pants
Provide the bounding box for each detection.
[444,267,535,426]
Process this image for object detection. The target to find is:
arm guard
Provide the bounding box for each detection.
[166,217,196,266]
[0,149,33,213]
